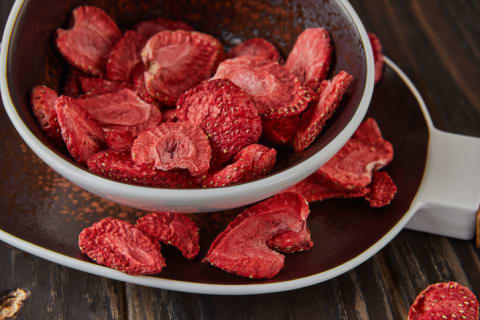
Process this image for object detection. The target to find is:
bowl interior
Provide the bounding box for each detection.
[6,0,367,186]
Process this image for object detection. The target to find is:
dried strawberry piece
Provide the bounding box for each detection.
[262,115,300,145]
[228,38,280,62]
[87,150,200,188]
[267,228,313,254]
[293,71,354,152]
[136,212,200,259]
[55,96,105,165]
[368,33,384,84]
[315,118,393,190]
[365,171,397,208]
[408,282,479,320]
[141,30,224,106]
[63,69,83,97]
[205,192,311,279]
[213,55,315,119]
[163,109,178,122]
[177,79,261,168]
[135,17,194,48]
[201,154,253,188]
[106,31,141,82]
[131,122,211,177]
[56,6,121,76]
[79,218,165,275]
[31,85,63,144]
[79,77,131,96]
[233,144,277,182]
[75,88,162,137]
[132,66,162,107]
[104,129,134,151]
[285,28,333,90]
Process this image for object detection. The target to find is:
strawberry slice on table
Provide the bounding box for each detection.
[135,17,194,48]
[56,6,121,76]
[79,77,131,96]
[365,171,397,208]
[293,71,354,152]
[285,28,333,90]
[141,30,224,106]
[30,85,62,144]
[213,55,315,119]
[55,96,105,165]
[267,228,313,254]
[228,38,281,62]
[136,212,200,259]
[106,31,141,82]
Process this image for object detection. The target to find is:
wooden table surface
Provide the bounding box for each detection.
[1,1,479,319]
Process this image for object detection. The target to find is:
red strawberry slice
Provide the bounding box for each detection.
[75,88,162,137]
[228,38,280,62]
[104,129,134,151]
[262,115,300,145]
[213,55,315,119]
[131,122,211,177]
[267,228,313,254]
[87,150,200,188]
[177,79,262,168]
[293,71,354,152]
[285,28,333,90]
[132,65,162,107]
[365,171,397,208]
[233,144,277,183]
[368,33,384,84]
[56,6,121,76]
[135,17,194,48]
[201,154,254,188]
[31,85,62,144]
[79,77,131,96]
[408,282,479,320]
[106,31,141,82]
[136,212,200,259]
[55,96,105,165]
[79,218,165,275]
[141,30,224,106]
[204,192,311,279]
[63,69,83,97]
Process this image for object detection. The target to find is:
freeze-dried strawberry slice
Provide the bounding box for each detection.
[55,96,105,165]
[31,85,62,144]
[56,6,121,76]
[135,18,194,48]
[177,79,261,168]
[79,77,131,96]
[408,282,479,320]
[201,154,253,188]
[87,150,200,188]
[131,122,211,177]
[132,66,162,107]
[63,69,83,97]
[141,30,224,106]
[75,88,162,137]
[267,228,313,254]
[213,55,315,119]
[205,192,311,279]
[285,28,333,90]
[79,218,165,275]
[233,144,277,182]
[262,115,300,145]
[316,118,393,190]
[293,71,354,152]
[136,212,200,259]
[104,129,134,151]
[163,109,178,122]
[228,38,280,62]
[368,33,384,84]
[106,31,141,82]
[365,171,397,208]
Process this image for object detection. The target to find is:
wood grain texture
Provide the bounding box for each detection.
[1,1,480,319]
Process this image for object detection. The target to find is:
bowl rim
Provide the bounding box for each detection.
[0,0,376,206]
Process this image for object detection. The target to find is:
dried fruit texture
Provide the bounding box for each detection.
[293,71,354,152]
[267,229,313,254]
[285,28,333,90]
[233,144,277,182]
[135,18,194,48]
[132,66,162,107]
[163,108,178,122]
[365,171,397,208]
[201,153,253,188]
[205,192,311,279]
[228,38,280,62]
[63,69,83,97]
[104,129,134,151]
[75,88,162,137]
[213,55,315,119]
[55,96,105,165]
[177,79,262,167]
[262,115,300,145]
[56,6,121,76]
[368,32,384,84]
[106,31,141,82]
[31,85,63,144]
[88,150,200,188]
[79,218,165,275]
[79,77,131,96]
[131,122,211,177]
[408,282,479,320]
[316,118,393,190]
[136,212,200,259]
[141,30,224,106]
